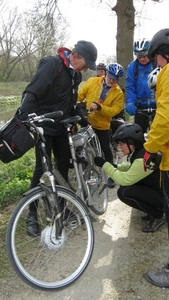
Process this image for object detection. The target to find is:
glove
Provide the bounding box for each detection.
[126,103,137,116]
[143,151,162,171]
[94,156,106,168]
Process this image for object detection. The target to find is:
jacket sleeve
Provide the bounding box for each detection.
[77,80,90,103]
[103,158,153,186]
[144,67,169,153]
[125,61,137,106]
[20,56,60,113]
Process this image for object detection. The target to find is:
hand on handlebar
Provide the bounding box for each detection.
[143,151,162,171]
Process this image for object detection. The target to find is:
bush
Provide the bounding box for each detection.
[0,149,35,209]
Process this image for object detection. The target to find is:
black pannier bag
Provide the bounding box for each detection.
[0,116,37,163]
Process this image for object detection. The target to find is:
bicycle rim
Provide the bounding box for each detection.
[6,186,94,291]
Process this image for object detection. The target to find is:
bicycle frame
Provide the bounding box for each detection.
[25,112,64,238]
[60,116,109,215]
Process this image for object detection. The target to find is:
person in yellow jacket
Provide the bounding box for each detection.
[142,28,169,288]
[78,63,124,164]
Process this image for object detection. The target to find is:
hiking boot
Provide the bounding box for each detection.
[145,263,169,287]
[140,214,151,221]
[26,211,40,236]
[142,215,165,232]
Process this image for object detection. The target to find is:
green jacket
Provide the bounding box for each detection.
[103,159,153,186]
[144,64,169,171]
[78,76,124,130]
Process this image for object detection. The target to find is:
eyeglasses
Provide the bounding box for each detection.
[137,55,147,59]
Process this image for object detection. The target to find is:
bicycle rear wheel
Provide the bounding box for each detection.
[6,186,94,291]
[80,138,108,215]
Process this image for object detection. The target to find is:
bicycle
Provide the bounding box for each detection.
[109,117,125,165]
[136,108,156,134]
[54,115,109,215]
[6,111,94,291]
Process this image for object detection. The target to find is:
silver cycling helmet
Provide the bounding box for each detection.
[133,39,150,56]
[148,67,162,89]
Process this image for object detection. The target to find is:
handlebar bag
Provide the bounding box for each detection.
[0,117,37,163]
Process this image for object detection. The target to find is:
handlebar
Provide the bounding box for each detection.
[137,108,156,113]
[26,111,63,123]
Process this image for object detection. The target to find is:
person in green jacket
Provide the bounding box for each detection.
[94,123,164,232]
[78,63,124,164]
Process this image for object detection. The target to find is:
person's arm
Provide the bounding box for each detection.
[103,158,153,186]
[144,67,169,153]
[125,61,137,116]
[20,56,60,113]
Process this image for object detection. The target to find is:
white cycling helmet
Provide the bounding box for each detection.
[147,67,162,89]
[133,39,150,56]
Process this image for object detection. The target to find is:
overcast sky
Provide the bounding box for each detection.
[5,0,169,62]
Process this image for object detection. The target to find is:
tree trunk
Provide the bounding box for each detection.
[112,0,135,89]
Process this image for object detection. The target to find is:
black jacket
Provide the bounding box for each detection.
[19,53,76,135]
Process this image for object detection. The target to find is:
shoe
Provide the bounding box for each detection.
[107,177,115,188]
[26,211,40,236]
[145,262,169,287]
[140,214,151,221]
[142,215,165,232]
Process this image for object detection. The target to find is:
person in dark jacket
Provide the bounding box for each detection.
[19,40,97,236]
[94,123,165,232]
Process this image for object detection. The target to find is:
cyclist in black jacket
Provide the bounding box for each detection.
[18,40,97,236]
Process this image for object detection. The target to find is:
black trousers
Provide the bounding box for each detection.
[117,185,164,219]
[94,128,113,163]
[30,132,70,211]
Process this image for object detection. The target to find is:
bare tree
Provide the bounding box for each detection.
[0,0,69,81]
[110,0,135,87]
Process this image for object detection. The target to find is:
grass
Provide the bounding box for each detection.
[0,82,28,97]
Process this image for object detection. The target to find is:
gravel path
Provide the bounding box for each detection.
[1,185,169,300]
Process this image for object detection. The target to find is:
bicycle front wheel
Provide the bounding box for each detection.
[6,186,94,291]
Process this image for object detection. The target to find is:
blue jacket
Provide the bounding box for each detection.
[126,60,156,109]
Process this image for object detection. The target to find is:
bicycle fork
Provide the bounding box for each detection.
[40,171,63,239]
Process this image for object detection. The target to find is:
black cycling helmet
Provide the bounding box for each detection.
[96,63,107,70]
[148,28,169,60]
[113,123,144,146]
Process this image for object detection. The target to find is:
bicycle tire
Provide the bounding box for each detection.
[6,186,94,291]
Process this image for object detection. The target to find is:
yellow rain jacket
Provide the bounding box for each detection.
[78,76,124,130]
[144,64,169,170]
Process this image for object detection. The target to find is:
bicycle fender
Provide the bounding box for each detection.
[23,186,42,196]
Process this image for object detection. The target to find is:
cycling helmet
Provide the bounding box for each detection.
[148,28,169,60]
[147,67,162,89]
[133,39,150,56]
[113,123,144,146]
[107,63,124,81]
[96,63,107,70]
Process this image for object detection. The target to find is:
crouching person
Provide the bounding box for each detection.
[94,123,165,232]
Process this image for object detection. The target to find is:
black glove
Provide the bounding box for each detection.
[94,156,106,168]
[143,151,162,171]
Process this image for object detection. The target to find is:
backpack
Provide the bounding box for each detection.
[134,59,157,80]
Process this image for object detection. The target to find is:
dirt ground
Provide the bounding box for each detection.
[1,184,169,300]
